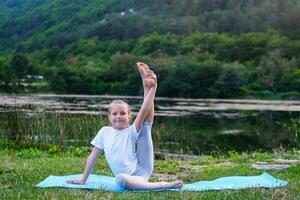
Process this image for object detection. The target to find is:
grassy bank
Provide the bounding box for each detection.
[0,148,299,200]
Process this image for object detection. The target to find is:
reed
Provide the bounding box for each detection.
[0,110,107,149]
[1,109,299,154]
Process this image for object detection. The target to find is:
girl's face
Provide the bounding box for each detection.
[108,103,130,130]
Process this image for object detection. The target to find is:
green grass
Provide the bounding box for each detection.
[0,148,299,200]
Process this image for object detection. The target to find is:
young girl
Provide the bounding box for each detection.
[67,62,183,190]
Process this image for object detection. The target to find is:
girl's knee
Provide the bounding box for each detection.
[115,174,128,187]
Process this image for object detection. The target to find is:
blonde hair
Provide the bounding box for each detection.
[108,99,131,114]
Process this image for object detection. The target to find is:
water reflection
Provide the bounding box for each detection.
[2,94,300,115]
[0,94,299,154]
[154,111,296,154]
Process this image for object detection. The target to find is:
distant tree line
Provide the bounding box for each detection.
[1,0,300,52]
[1,31,300,99]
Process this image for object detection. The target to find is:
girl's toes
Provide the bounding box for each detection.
[172,181,184,189]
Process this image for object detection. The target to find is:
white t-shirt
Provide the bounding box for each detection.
[91,123,140,176]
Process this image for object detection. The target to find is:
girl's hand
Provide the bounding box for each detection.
[66,179,86,185]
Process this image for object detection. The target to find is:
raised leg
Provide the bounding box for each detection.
[133,123,154,179]
[134,62,156,179]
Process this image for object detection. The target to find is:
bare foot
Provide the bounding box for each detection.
[159,180,184,189]
[136,62,156,88]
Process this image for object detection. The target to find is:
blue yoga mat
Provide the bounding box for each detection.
[35,172,288,192]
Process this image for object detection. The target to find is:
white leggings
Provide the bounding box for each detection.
[115,123,154,187]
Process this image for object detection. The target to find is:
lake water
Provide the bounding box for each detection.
[1,94,299,154]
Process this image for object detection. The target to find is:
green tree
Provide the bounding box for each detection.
[216,62,247,98]
[256,49,294,91]
[0,60,17,91]
[102,53,138,94]
[133,33,179,56]
[233,33,268,62]
[160,58,222,98]
[10,54,30,80]
[180,32,236,61]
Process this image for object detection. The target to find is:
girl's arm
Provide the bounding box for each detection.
[134,83,157,132]
[142,75,155,124]
[67,147,102,184]
[136,62,156,123]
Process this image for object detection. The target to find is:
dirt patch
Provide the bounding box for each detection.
[251,163,290,170]
[251,159,299,170]
[154,150,200,160]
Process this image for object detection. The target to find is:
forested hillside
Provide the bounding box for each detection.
[0,0,300,99]
[1,0,300,52]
